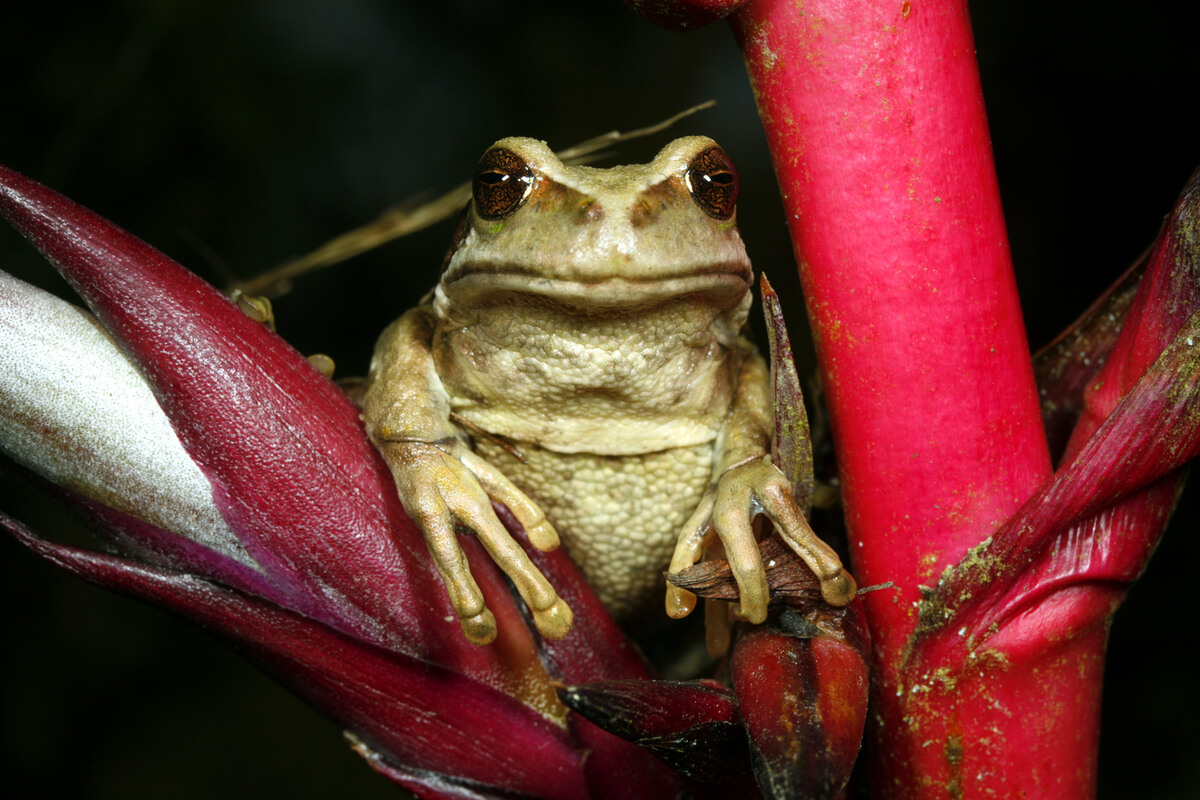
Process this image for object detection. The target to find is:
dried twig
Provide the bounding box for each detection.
[553,100,717,163]
[230,101,717,298]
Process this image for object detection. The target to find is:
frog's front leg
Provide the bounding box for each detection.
[362,307,571,645]
[666,343,856,624]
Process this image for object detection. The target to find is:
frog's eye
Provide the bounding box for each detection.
[685,147,739,220]
[474,148,535,220]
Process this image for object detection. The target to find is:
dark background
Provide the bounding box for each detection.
[1,1,1197,797]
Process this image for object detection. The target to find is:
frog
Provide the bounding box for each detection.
[361,136,856,646]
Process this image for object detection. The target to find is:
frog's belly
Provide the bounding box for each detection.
[474,439,713,618]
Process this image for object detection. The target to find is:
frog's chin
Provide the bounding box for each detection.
[437,270,752,310]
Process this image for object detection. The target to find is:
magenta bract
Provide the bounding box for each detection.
[3,513,587,799]
[925,169,1200,649]
[562,677,758,797]
[0,163,462,658]
[0,163,682,798]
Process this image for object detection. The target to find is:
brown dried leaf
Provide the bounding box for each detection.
[668,536,823,606]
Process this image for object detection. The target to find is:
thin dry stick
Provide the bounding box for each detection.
[552,100,716,163]
[231,101,717,298]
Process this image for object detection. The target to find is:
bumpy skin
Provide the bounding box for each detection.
[473,440,712,619]
[362,137,854,645]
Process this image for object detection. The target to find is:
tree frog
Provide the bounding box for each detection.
[362,136,855,645]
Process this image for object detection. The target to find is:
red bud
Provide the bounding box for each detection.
[730,607,869,800]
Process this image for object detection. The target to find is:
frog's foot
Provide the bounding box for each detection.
[232,291,275,330]
[666,456,855,624]
[377,439,570,645]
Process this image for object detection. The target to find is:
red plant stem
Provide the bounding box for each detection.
[729,0,1058,793]
[731,0,1050,659]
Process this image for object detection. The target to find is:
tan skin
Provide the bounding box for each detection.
[362,137,855,645]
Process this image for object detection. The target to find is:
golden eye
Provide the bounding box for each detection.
[685,146,739,220]
[473,148,534,220]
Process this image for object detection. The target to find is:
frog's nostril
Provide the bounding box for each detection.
[578,198,605,223]
[628,197,660,229]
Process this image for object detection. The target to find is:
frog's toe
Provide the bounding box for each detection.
[459,608,499,645]
[532,598,574,640]
[820,569,858,607]
[665,494,716,619]
[665,583,698,619]
[713,480,770,624]
[464,505,575,639]
[753,463,856,607]
[425,526,497,644]
[725,553,769,624]
[523,519,560,551]
[458,448,560,550]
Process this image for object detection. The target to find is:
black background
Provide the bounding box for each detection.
[1,1,1197,797]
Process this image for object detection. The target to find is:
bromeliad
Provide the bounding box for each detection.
[3,0,1199,797]
[0,137,865,797]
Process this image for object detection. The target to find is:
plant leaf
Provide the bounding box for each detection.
[0,269,250,567]
[920,168,1200,652]
[761,274,814,515]
[1033,256,1144,464]
[3,510,589,800]
[560,677,757,795]
[0,163,553,704]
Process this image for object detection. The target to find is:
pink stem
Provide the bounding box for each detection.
[729,0,1068,793]
[731,0,1050,664]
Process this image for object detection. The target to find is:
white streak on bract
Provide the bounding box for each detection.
[0,269,255,569]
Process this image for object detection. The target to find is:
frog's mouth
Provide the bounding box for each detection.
[440,267,752,309]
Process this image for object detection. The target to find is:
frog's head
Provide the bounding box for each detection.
[436,136,753,311]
